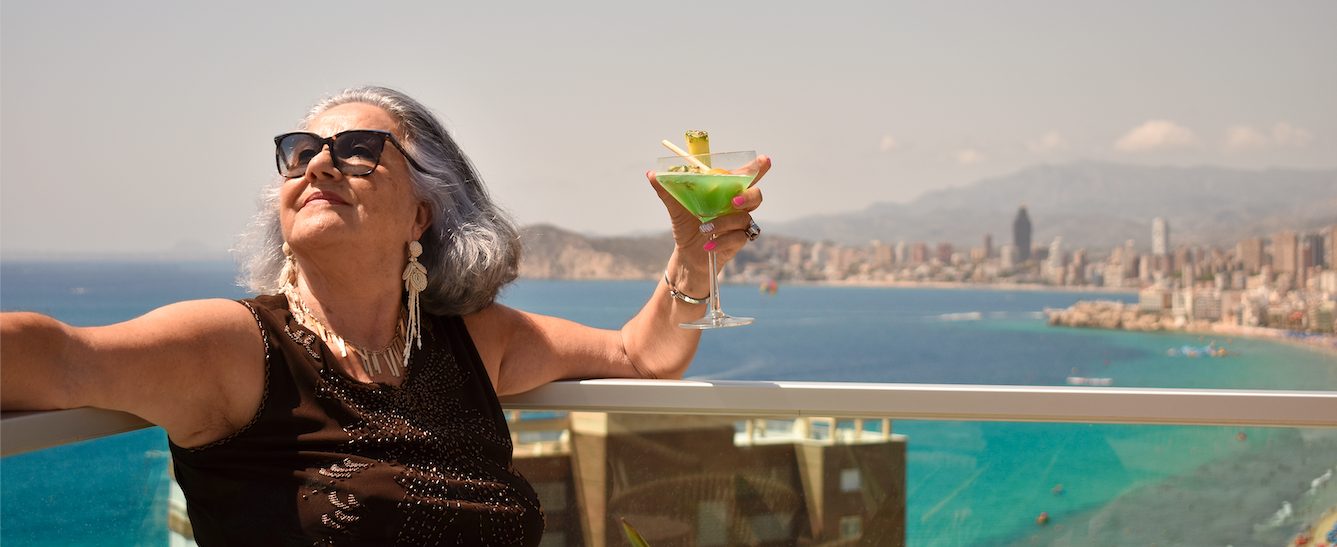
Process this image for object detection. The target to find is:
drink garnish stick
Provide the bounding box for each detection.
[660,140,712,171]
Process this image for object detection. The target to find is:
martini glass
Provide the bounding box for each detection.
[656,150,761,329]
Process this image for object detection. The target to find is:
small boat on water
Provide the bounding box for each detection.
[759,279,778,295]
[1166,343,1238,358]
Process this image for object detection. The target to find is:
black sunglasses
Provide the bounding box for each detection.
[274,129,426,178]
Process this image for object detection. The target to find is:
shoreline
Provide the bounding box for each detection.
[750,279,1337,356]
[1177,322,1337,358]
[742,278,1140,295]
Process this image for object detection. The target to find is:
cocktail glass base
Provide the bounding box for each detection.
[680,310,754,329]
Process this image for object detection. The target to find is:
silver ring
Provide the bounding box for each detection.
[745,220,761,241]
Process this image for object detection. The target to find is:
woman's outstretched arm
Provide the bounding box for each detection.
[1,299,267,448]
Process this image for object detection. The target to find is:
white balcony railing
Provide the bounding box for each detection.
[5,379,1336,457]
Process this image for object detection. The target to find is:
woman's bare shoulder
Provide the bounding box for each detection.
[47,298,267,446]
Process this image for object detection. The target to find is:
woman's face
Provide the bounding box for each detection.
[279,103,431,257]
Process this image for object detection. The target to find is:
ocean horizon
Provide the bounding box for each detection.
[2,261,1334,546]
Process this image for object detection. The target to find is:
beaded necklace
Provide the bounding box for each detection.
[283,288,406,377]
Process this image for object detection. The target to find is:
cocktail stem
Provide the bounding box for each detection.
[708,249,722,319]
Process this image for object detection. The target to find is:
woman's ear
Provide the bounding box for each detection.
[412,201,433,240]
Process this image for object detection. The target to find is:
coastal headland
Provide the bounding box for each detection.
[1046,299,1337,357]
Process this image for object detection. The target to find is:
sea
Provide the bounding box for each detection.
[2,261,1335,546]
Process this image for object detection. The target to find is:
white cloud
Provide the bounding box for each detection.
[1026,130,1068,153]
[1225,122,1314,151]
[1225,125,1271,150]
[1271,122,1314,147]
[879,135,901,152]
[956,148,985,164]
[1115,120,1198,152]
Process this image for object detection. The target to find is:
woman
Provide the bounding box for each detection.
[0,86,768,545]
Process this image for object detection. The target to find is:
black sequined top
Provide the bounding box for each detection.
[169,295,544,546]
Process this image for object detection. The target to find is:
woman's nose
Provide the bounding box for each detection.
[304,145,343,181]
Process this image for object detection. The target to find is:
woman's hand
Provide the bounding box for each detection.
[649,155,770,294]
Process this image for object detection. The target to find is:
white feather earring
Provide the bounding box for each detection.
[279,242,298,290]
[402,240,427,368]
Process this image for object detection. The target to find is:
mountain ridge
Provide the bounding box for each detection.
[769,161,1337,251]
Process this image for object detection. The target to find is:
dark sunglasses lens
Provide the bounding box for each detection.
[277,133,323,177]
[332,131,387,176]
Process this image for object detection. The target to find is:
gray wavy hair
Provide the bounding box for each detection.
[234,86,522,316]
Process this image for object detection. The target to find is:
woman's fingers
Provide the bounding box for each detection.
[731,186,763,212]
[730,155,768,212]
[703,209,754,235]
[703,229,751,263]
[748,155,772,187]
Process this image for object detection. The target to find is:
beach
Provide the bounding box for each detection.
[1312,509,1337,547]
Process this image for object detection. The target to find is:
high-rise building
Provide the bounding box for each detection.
[1174,247,1192,280]
[935,243,953,264]
[894,241,908,266]
[1152,218,1170,257]
[870,241,893,269]
[982,233,993,259]
[1123,240,1138,279]
[1070,249,1087,285]
[1327,226,1337,268]
[1000,245,1018,270]
[1238,237,1264,274]
[1302,233,1324,271]
[1122,240,1138,279]
[788,243,804,267]
[1013,205,1031,262]
[1272,231,1299,277]
[911,242,927,265]
[1031,243,1049,263]
[1048,237,1064,284]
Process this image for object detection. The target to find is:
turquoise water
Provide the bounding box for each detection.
[1,429,171,547]
[500,280,1337,546]
[3,263,1334,546]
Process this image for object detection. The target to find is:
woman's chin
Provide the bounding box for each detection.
[287,218,358,248]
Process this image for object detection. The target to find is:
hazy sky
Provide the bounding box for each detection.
[2,0,1334,255]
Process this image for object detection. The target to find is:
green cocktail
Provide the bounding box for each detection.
[655,150,762,329]
[655,173,755,222]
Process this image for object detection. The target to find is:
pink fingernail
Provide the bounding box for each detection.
[703,241,717,251]
[732,195,745,207]
[699,222,715,234]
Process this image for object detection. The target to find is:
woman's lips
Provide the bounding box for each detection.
[303,191,348,207]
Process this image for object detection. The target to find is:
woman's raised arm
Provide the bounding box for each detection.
[470,157,768,396]
[1,299,267,448]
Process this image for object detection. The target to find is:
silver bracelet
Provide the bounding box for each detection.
[664,270,708,305]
